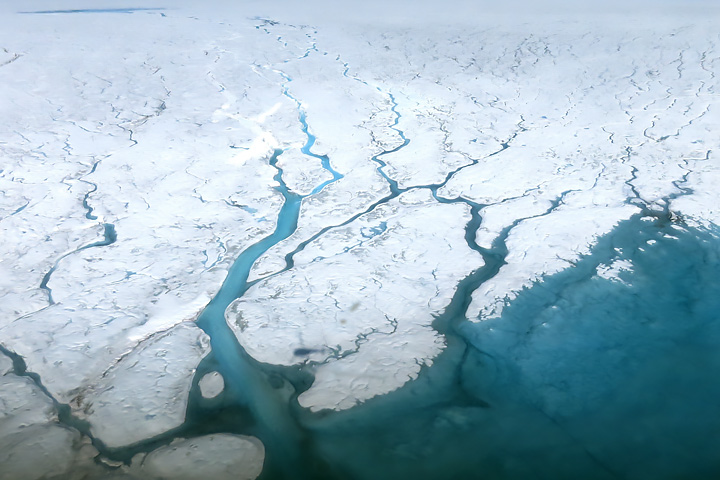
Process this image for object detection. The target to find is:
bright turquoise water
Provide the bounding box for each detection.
[51,58,715,479]
[174,95,720,479]
[64,103,718,479]
[300,214,720,480]
[185,207,720,480]
[11,9,719,479]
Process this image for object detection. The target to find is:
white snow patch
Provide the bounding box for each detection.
[198,371,225,399]
[596,259,634,284]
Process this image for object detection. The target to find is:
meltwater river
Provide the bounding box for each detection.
[183,116,720,480]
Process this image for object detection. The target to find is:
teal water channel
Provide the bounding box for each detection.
[83,76,720,478]
[184,95,720,478]
[11,15,718,480]
[184,150,720,480]
[182,176,720,480]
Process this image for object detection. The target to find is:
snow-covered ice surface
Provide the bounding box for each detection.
[198,371,225,399]
[2,1,720,479]
[126,433,265,480]
[227,189,481,411]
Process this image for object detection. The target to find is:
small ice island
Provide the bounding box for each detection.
[2,1,720,479]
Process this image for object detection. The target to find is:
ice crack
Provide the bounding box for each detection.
[39,224,117,305]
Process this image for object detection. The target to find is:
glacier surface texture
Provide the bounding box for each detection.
[1,1,720,479]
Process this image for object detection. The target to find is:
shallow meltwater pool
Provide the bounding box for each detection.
[182,212,720,480]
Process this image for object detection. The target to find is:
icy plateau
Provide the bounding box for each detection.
[1,1,720,479]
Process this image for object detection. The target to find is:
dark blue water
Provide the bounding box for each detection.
[57,83,718,479]
[39,223,117,305]
[183,211,720,480]
[163,70,720,478]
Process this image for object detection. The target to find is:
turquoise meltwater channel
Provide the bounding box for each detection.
[187,172,720,480]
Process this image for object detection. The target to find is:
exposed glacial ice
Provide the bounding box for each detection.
[126,434,264,480]
[1,1,720,478]
[228,189,482,411]
[198,371,225,399]
[76,322,210,448]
